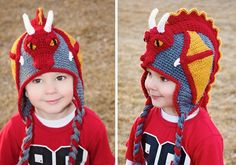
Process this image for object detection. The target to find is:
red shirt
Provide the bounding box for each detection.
[126,107,224,165]
[0,107,114,165]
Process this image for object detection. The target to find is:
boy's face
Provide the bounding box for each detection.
[25,72,74,120]
[145,68,176,115]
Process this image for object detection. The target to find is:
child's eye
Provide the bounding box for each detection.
[160,76,168,82]
[32,78,42,84]
[56,75,66,81]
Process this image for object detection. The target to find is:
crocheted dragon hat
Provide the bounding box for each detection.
[134,8,221,164]
[9,8,84,164]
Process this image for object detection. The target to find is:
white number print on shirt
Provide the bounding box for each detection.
[142,132,190,165]
[29,145,88,165]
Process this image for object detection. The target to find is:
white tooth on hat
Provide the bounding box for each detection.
[174,58,180,67]
[19,56,24,66]
[69,51,73,61]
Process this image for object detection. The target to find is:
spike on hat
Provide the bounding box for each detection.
[36,7,45,26]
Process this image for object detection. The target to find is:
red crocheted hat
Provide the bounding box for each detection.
[9,8,84,120]
[140,8,221,115]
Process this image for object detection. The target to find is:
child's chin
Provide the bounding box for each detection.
[151,100,162,107]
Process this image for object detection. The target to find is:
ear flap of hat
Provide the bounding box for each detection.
[140,70,152,105]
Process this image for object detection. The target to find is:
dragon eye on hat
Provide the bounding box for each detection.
[27,42,37,50]
[50,38,58,46]
[154,39,163,47]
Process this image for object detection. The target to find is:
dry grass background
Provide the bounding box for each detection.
[0,0,114,155]
[118,0,236,164]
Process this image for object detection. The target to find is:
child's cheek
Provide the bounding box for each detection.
[144,78,150,94]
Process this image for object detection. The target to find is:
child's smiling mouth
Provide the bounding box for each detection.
[45,98,62,105]
[150,95,162,100]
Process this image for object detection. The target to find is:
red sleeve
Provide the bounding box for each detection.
[0,115,24,165]
[88,120,114,165]
[193,135,224,165]
[83,107,114,165]
[125,118,138,162]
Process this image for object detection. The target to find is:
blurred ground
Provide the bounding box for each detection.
[0,0,114,155]
[118,0,236,164]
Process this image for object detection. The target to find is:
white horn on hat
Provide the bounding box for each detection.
[22,13,35,35]
[44,10,54,33]
[157,12,170,33]
[148,8,159,29]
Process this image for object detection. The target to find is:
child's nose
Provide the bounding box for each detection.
[44,82,57,94]
[146,76,159,90]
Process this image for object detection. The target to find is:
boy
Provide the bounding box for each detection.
[0,8,114,165]
[126,8,224,165]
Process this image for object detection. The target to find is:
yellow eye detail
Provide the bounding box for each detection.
[27,43,36,50]
[154,39,163,47]
[50,39,58,46]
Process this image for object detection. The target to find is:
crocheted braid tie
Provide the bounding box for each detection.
[17,114,33,165]
[133,104,153,164]
[173,112,187,165]
[68,107,85,164]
